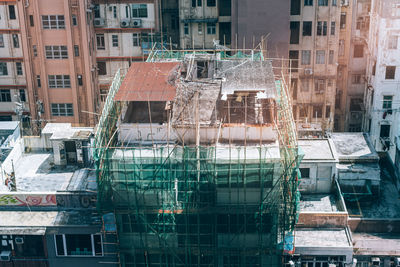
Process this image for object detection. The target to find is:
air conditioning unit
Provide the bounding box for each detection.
[15,237,24,245]
[0,251,11,261]
[371,257,380,266]
[94,18,105,27]
[304,68,313,75]
[120,19,130,28]
[131,19,142,28]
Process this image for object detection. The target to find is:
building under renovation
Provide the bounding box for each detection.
[94,48,302,266]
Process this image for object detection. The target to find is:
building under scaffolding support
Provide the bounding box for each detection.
[94,47,302,267]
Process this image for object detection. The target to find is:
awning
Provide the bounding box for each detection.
[0,227,46,235]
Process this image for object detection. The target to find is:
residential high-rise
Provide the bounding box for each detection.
[289,0,341,135]
[364,0,400,168]
[16,0,99,132]
[92,0,160,100]
[0,3,29,125]
[335,0,371,132]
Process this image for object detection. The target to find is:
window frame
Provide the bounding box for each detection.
[48,75,71,88]
[304,0,313,6]
[207,22,216,35]
[8,5,16,20]
[45,46,68,59]
[318,0,328,6]
[96,34,105,50]
[207,0,216,6]
[316,50,325,64]
[383,95,393,109]
[0,89,11,102]
[12,34,19,48]
[42,15,65,29]
[0,34,4,48]
[131,4,148,18]
[385,66,396,80]
[112,34,119,47]
[54,234,103,257]
[303,21,312,36]
[132,33,140,46]
[301,50,311,65]
[388,35,398,49]
[51,103,74,117]
[0,62,8,76]
[15,62,23,75]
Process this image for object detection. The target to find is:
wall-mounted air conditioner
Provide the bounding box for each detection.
[120,19,130,28]
[15,237,24,245]
[0,251,11,261]
[94,18,105,27]
[131,19,142,28]
[304,68,313,75]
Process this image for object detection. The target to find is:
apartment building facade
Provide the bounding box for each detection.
[92,0,160,97]
[364,0,400,164]
[289,0,341,135]
[335,0,371,132]
[14,0,99,133]
[0,2,29,125]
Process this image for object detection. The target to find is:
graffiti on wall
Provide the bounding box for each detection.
[0,194,57,206]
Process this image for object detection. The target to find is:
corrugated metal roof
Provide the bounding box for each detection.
[115,62,180,102]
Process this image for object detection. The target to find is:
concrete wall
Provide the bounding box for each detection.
[298,212,348,228]
[299,162,337,193]
[349,218,400,233]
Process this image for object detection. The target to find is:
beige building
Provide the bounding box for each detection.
[0,1,28,124]
[289,0,341,135]
[335,0,370,132]
[12,0,98,132]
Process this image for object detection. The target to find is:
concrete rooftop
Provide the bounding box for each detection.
[298,139,336,161]
[331,133,378,162]
[295,228,352,248]
[299,194,339,212]
[352,233,400,256]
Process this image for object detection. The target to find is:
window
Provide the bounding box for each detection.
[385,66,396,79]
[113,6,117,18]
[329,50,334,64]
[48,75,71,88]
[304,0,313,6]
[290,21,300,44]
[317,21,327,36]
[77,75,83,86]
[303,21,312,36]
[29,15,34,26]
[318,0,328,6]
[380,125,390,138]
[316,50,325,64]
[51,103,73,117]
[8,5,16,20]
[290,0,301,15]
[55,234,102,256]
[388,35,398,49]
[45,46,68,59]
[33,45,37,56]
[192,0,196,7]
[74,45,79,56]
[100,89,108,102]
[36,75,41,87]
[132,33,140,46]
[19,89,26,102]
[350,98,362,111]
[339,39,345,56]
[197,0,202,6]
[354,45,363,58]
[325,105,331,118]
[42,15,65,29]
[184,23,189,35]
[207,0,216,6]
[72,15,77,26]
[331,21,336,35]
[315,79,325,93]
[93,4,100,18]
[207,23,216,35]
[300,168,310,178]
[0,90,11,102]
[132,4,147,18]
[0,35,4,47]
[340,12,346,29]
[300,79,310,92]
[112,35,118,47]
[289,50,299,73]
[352,74,362,84]
[301,50,311,65]
[96,34,105,50]
[98,62,107,75]
[383,95,393,109]
[15,62,22,75]
[12,34,19,48]
[198,23,203,34]
[0,62,8,75]
[332,0,337,6]
[313,105,323,118]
